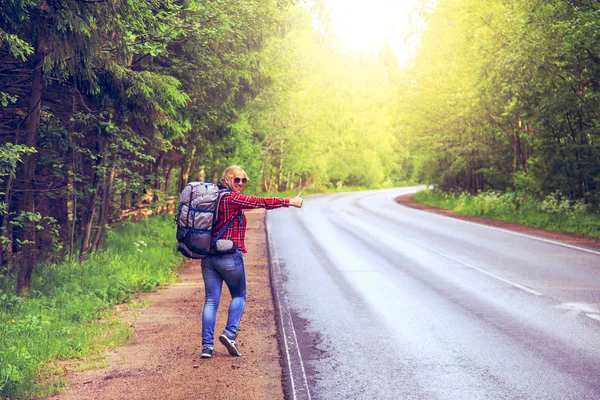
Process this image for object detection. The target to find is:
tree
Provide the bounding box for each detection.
[241,7,402,191]
[398,0,600,206]
[0,0,294,294]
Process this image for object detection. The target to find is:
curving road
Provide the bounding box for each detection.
[266,187,600,400]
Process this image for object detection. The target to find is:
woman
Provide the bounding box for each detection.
[201,165,303,358]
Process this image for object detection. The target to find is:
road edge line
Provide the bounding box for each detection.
[266,212,312,400]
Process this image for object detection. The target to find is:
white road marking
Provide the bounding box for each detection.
[393,196,600,257]
[429,248,543,296]
[332,206,544,297]
[460,222,600,256]
[555,302,600,322]
[555,302,600,313]
[586,314,600,322]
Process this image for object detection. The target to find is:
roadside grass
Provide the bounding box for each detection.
[0,213,183,400]
[415,189,600,238]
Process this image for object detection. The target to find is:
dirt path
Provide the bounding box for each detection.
[46,209,284,400]
[44,194,600,400]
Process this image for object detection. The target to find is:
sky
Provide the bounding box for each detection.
[322,0,427,67]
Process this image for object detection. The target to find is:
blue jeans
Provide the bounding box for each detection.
[201,250,247,346]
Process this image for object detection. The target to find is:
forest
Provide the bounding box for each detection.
[1,0,600,296]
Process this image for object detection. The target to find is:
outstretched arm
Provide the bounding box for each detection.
[229,191,304,209]
[289,192,303,208]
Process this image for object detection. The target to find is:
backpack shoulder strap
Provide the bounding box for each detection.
[213,190,242,241]
[213,189,231,224]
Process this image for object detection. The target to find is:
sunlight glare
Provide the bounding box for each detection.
[325,0,424,67]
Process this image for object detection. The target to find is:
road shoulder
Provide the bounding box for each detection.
[46,209,283,400]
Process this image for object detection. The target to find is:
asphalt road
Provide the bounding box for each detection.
[266,187,600,400]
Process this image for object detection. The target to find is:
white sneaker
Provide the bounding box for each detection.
[219,334,241,356]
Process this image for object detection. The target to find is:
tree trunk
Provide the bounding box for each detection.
[68,91,78,260]
[79,138,103,262]
[177,145,196,193]
[514,120,526,172]
[467,170,471,192]
[153,154,163,191]
[92,155,116,252]
[17,43,45,295]
[163,163,173,193]
[277,151,284,191]
[0,170,15,267]
[69,195,77,260]
[79,177,99,263]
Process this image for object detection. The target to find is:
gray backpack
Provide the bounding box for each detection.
[176,182,236,259]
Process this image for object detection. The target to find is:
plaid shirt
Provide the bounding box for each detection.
[213,191,289,253]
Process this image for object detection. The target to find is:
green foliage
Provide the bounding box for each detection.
[0,29,33,61]
[1,0,293,284]
[0,214,182,398]
[400,0,600,206]
[5,0,599,300]
[0,92,17,107]
[0,143,36,179]
[238,7,404,192]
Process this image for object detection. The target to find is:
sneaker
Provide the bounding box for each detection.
[219,334,241,356]
[201,345,214,358]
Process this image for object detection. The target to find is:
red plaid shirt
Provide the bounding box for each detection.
[213,191,289,253]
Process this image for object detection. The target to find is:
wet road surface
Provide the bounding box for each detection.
[266,187,600,400]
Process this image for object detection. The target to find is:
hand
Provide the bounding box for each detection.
[290,192,303,208]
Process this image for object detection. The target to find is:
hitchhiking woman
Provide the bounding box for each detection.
[201,165,303,358]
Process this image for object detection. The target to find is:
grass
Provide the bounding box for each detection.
[0,213,183,400]
[415,189,600,238]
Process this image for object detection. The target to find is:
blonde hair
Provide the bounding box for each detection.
[221,165,248,188]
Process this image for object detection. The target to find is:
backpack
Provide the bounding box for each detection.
[176,182,236,259]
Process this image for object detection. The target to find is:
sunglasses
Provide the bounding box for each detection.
[233,177,247,184]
